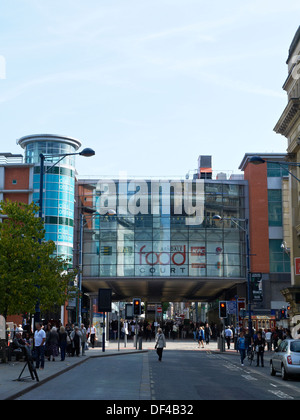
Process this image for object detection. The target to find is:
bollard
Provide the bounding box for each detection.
[138,336,143,350]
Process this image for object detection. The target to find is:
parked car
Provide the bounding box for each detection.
[270,339,300,380]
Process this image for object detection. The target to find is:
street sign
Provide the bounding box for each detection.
[227,301,237,315]
[251,272,263,302]
[125,303,133,319]
[156,305,162,313]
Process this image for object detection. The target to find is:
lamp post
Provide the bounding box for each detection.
[78,208,98,326]
[212,215,253,336]
[35,147,95,325]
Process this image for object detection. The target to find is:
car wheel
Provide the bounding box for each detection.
[281,364,289,380]
[270,361,276,376]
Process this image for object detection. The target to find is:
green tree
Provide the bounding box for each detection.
[0,200,77,320]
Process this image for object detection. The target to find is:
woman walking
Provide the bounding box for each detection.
[237,330,246,366]
[59,326,68,361]
[254,331,265,367]
[198,326,205,348]
[155,328,166,362]
[48,326,59,361]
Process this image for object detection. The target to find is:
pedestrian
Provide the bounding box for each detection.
[155,328,166,361]
[80,324,87,355]
[12,332,29,361]
[145,323,152,342]
[265,329,272,351]
[225,326,233,349]
[198,326,204,348]
[192,324,197,341]
[58,326,68,361]
[34,322,46,370]
[172,323,178,340]
[87,324,96,348]
[47,326,59,361]
[204,323,212,345]
[254,331,265,367]
[71,326,82,356]
[271,329,278,350]
[237,330,247,366]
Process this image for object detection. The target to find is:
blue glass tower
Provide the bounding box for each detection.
[17,134,81,262]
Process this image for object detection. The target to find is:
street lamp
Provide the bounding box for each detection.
[35,147,95,324]
[39,148,95,219]
[212,214,253,336]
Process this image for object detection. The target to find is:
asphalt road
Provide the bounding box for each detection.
[16,349,300,401]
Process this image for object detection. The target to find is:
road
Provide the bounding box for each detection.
[17,349,300,401]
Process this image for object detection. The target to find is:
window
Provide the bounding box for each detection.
[290,341,300,353]
[269,239,290,273]
[267,162,289,177]
[268,189,282,226]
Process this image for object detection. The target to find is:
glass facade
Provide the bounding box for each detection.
[79,179,248,279]
[268,189,283,227]
[18,135,81,262]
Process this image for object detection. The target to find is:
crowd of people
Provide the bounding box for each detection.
[8,321,97,370]
[8,318,295,370]
[235,326,293,367]
[108,319,220,344]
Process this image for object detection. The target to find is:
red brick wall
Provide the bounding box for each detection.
[244,161,270,273]
[3,167,30,203]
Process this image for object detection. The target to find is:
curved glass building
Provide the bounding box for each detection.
[17,134,81,262]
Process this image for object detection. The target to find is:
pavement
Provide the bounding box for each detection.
[0,338,252,400]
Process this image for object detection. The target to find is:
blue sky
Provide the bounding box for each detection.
[0,0,299,178]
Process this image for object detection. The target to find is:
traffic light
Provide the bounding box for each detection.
[219,301,227,318]
[280,309,286,319]
[133,298,141,315]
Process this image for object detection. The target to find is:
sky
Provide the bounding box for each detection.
[0,0,299,179]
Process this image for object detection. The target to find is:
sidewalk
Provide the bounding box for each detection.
[0,339,236,400]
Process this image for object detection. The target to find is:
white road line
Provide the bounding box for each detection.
[268,390,294,400]
[241,374,257,381]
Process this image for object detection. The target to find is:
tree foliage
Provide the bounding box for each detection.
[0,200,77,319]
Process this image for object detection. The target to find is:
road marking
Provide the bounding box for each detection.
[241,374,257,381]
[268,390,294,400]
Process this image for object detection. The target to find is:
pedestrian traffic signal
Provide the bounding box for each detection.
[219,301,227,318]
[280,309,286,319]
[133,298,141,315]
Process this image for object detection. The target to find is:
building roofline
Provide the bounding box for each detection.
[287,26,300,64]
[17,134,82,150]
[239,153,287,171]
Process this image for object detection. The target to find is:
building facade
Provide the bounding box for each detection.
[274,26,300,329]
[76,158,250,325]
[239,153,291,329]
[1,135,83,325]
[17,134,81,263]
[1,139,292,330]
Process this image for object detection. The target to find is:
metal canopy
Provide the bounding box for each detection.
[83,276,246,302]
